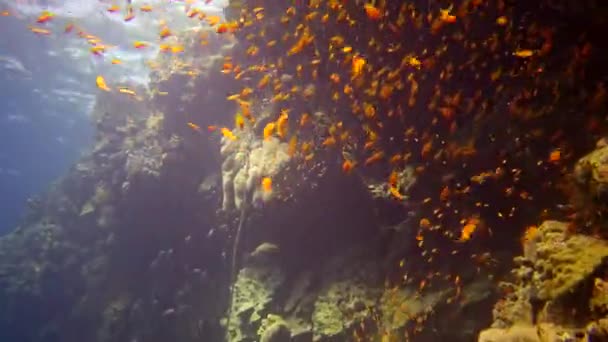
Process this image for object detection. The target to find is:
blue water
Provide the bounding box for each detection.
[0,15,94,233]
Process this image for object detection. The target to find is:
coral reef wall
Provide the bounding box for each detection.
[1,1,608,342]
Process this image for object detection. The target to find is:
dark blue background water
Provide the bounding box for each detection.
[0,15,94,234]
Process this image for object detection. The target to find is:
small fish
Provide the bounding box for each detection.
[159,26,171,39]
[263,122,276,140]
[276,110,289,139]
[548,149,561,163]
[496,16,508,26]
[521,225,538,245]
[36,10,54,23]
[261,177,272,193]
[456,217,480,242]
[439,6,456,23]
[364,4,382,20]
[187,122,201,132]
[118,87,136,96]
[29,26,51,35]
[235,113,245,130]
[513,49,535,58]
[299,113,310,127]
[124,8,135,21]
[221,127,237,141]
[288,136,298,156]
[64,23,74,33]
[352,56,366,77]
[342,159,355,174]
[133,41,147,49]
[96,76,111,91]
[206,15,221,26]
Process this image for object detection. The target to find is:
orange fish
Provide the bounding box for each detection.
[389,187,404,200]
[118,87,137,96]
[29,26,51,35]
[261,177,272,193]
[342,160,355,174]
[140,4,153,12]
[187,122,201,132]
[299,113,310,127]
[276,111,289,139]
[457,217,480,242]
[513,49,535,58]
[124,8,135,21]
[206,15,221,26]
[364,4,382,20]
[351,56,367,77]
[288,136,298,157]
[159,26,172,39]
[263,122,276,140]
[96,76,111,91]
[548,149,561,163]
[64,23,74,33]
[439,7,456,23]
[221,127,237,141]
[364,151,384,166]
[521,225,538,246]
[36,10,54,23]
[133,41,147,49]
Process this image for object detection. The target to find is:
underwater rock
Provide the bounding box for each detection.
[574,143,608,199]
[258,314,291,342]
[481,219,608,339]
[284,271,313,314]
[311,264,381,341]
[227,266,285,342]
[478,325,541,342]
[525,221,608,301]
[378,286,448,332]
[479,323,589,342]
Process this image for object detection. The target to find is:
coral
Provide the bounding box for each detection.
[226,266,285,342]
[221,135,291,211]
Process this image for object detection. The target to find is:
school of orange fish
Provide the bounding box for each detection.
[6,0,607,339]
